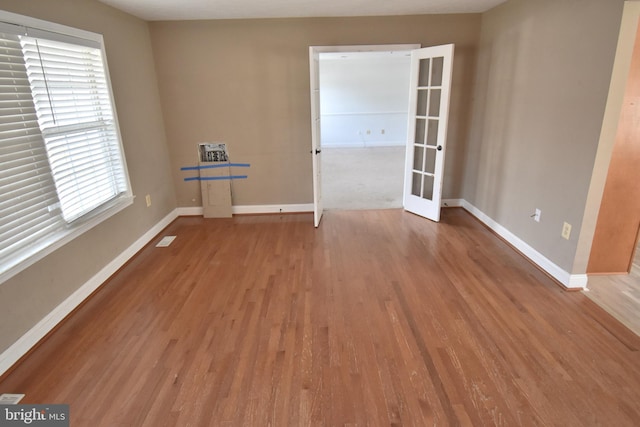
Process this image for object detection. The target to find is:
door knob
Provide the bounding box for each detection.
[437,145,442,151]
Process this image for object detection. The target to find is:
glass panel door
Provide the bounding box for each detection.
[403,45,454,222]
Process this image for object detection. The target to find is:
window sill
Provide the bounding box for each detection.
[0,195,134,285]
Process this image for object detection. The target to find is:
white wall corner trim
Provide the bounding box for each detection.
[460,200,584,290]
[0,208,179,377]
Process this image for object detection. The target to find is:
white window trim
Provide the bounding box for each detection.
[0,10,134,285]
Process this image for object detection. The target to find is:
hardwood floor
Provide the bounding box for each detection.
[1,208,640,426]
[585,240,640,336]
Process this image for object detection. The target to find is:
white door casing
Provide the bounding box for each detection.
[403,44,455,222]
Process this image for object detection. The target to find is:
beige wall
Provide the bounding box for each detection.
[0,0,176,353]
[463,0,624,272]
[149,15,481,207]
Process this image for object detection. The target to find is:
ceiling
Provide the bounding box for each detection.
[97,0,509,21]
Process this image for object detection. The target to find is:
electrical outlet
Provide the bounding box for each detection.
[381,129,385,134]
[562,222,572,240]
[533,208,541,222]
[145,194,151,207]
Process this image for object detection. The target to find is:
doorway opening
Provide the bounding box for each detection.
[309,44,419,226]
[319,50,412,210]
[310,43,453,225]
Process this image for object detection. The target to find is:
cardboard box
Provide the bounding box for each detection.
[198,143,232,218]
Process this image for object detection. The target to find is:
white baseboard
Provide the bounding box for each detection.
[233,204,314,214]
[0,209,179,377]
[176,206,203,216]
[442,199,464,207]
[569,274,588,289]
[460,200,584,290]
[177,204,314,217]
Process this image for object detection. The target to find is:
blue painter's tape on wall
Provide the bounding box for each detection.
[184,175,248,182]
[180,163,251,171]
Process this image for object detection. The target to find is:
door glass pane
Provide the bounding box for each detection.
[418,58,430,87]
[417,89,428,116]
[429,89,441,117]
[422,175,434,200]
[415,118,426,144]
[412,172,422,197]
[425,147,436,174]
[413,146,424,171]
[431,57,444,86]
[426,119,439,147]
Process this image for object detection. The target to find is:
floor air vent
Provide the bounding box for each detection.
[0,393,25,404]
[156,236,177,247]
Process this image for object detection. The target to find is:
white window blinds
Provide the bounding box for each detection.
[0,32,65,268]
[0,15,132,283]
[20,36,128,223]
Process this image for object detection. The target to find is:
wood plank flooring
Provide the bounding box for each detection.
[1,208,640,426]
[585,240,640,336]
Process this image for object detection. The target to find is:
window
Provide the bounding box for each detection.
[0,12,132,283]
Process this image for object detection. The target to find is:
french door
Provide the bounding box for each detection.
[402,44,454,222]
[309,48,323,227]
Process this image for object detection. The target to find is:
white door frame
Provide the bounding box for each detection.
[308,44,420,227]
